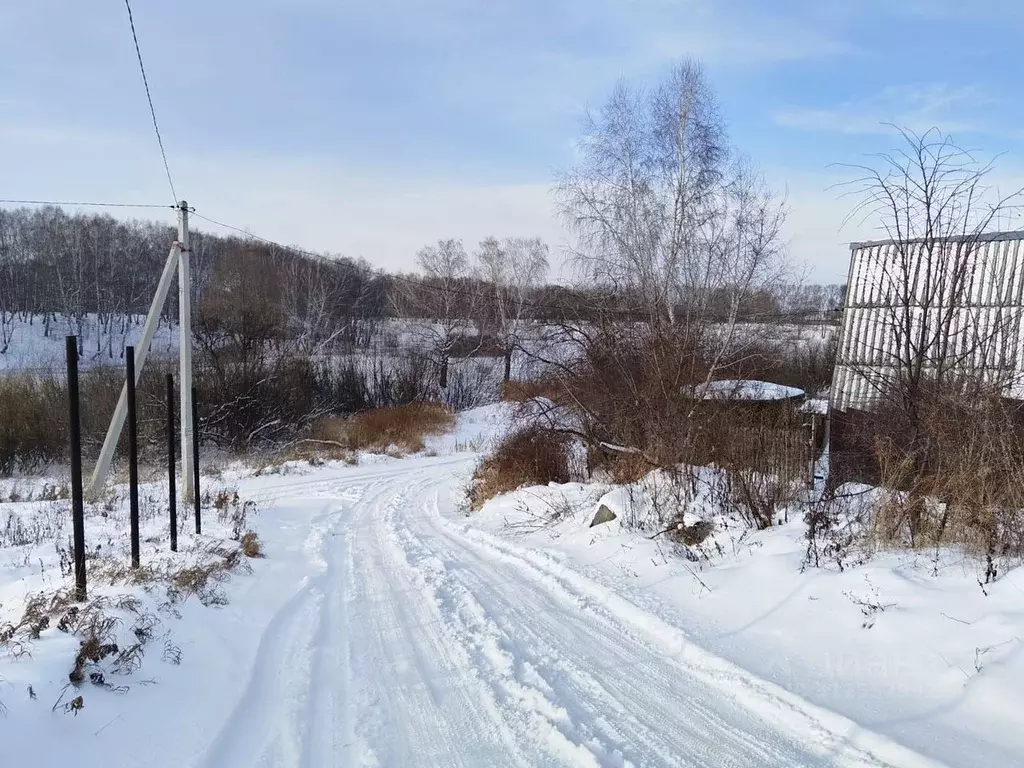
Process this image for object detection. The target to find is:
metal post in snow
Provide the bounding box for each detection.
[66,336,87,602]
[192,385,201,535]
[127,347,140,568]
[179,201,195,503]
[167,373,177,552]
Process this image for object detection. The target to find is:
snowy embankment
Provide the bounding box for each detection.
[0,403,1014,766]
[472,469,1024,768]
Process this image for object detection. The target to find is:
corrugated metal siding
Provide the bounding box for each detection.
[831,233,1024,412]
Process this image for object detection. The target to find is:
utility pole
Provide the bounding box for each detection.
[88,241,182,496]
[178,200,195,501]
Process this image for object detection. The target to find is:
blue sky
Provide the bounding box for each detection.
[2,0,1023,281]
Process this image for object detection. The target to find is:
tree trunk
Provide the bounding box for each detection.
[503,348,512,383]
[440,355,449,390]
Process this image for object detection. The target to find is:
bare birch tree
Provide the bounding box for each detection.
[557,60,728,330]
[399,238,475,389]
[476,236,549,382]
[546,59,789,468]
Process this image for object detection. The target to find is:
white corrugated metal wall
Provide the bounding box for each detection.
[831,233,1024,412]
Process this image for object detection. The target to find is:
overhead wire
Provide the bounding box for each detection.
[123,0,178,205]
[0,199,175,209]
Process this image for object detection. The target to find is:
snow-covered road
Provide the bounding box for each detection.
[195,456,941,768]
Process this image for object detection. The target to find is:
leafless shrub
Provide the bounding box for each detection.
[843,577,894,629]
[725,467,802,530]
[0,503,64,548]
[69,611,121,685]
[0,511,31,547]
[166,542,250,605]
[130,613,160,644]
[0,374,65,474]
[471,426,573,510]
[115,594,143,615]
[864,383,1024,567]
[110,642,145,675]
[212,488,238,515]
[802,486,872,573]
[162,639,182,665]
[502,378,562,403]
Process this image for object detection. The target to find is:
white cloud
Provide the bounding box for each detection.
[773,83,997,136]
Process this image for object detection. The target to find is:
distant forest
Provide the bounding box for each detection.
[0,206,844,358]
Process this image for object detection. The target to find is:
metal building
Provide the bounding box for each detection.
[831,231,1024,414]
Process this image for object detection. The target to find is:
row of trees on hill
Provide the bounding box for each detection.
[0,203,841,364]
[0,206,391,359]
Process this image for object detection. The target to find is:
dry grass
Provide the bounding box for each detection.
[501,378,563,403]
[0,375,65,474]
[240,530,263,558]
[470,426,573,510]
[310,403,454,456]
[847,384,1024,572]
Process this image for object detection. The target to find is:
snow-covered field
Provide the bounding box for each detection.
[1,404,1018,767]
[0,314,179,373]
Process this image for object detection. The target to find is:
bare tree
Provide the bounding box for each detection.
[399,238,475,389]
[541,60,789,474]
[476,236,549,382]
[0,210,22,354]
[556,60,786,373]
[557,60,728,328]
[837,127,1024,437]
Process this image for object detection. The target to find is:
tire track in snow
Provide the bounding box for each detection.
[335,474,532,767]
[198,528,333,765]
[202,457,946,768]
[386,494,644,767]
[300,484,363,768]
[393,491,769,767]
[198,490,355,768]
[410,482,945,768]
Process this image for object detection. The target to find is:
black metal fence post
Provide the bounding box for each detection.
[126,346,140,568]
[66,336,87,602]
[167,373,177,552]
[192,385,201,535]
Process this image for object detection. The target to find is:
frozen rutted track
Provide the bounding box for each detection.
[200,457,944,768]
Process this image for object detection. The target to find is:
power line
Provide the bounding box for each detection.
[123,0,177,205]
[190,212,269,242]
[0,199,175,209]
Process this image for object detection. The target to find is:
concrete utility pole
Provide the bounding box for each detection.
[87,201,196,497]
[178,201,195,501]
[88,241,182,496]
